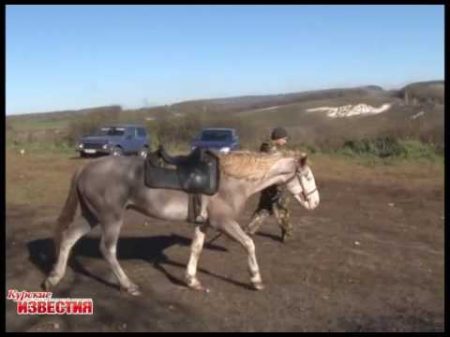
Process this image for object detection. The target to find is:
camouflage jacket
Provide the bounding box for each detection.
[259,140,283,202]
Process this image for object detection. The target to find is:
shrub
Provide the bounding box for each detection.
[65,106,121,145]
[398,139,440,160]
[337,137,441,160]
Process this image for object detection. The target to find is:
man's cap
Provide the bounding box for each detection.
[271,127,288,140]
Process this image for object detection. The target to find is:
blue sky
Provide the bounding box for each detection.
[6,5,444,115]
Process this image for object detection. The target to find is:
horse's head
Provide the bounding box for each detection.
[285,153,320,210]
[218,150,319,210]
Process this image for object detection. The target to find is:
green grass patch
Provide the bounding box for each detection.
[335,137,443,163]
[6,140,75,155]
[8,118,71,131]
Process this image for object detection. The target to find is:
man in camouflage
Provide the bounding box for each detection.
[245,127,293,242]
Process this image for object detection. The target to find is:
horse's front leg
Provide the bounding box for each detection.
[218,220,264,290]
[185,224,209,292]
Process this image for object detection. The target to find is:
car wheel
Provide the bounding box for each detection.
[80,152,88,158]
[139,146,148,158]
[111,146,123,156]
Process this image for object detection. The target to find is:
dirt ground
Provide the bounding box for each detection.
[5,151,444,332]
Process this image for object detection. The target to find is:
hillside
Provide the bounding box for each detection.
[6,81,444,151]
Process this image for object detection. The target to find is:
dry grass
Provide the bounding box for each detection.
[6,149,443,211]
[311,153,444,190]
[6,151,85,208]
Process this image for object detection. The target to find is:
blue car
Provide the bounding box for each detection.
[191,128,240,154]
[76,124,150,158]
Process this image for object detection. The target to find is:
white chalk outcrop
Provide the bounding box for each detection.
[306,103,391,118]
[410,111,425,120]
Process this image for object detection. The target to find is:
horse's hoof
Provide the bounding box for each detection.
[121,285,141,296]
[129,288,142,296]
[192,285,210,293]
[42,278,54,291]
[188,281,210,293]
[127,287,142,296]
[251,281,265,291]
[201,286,211,293]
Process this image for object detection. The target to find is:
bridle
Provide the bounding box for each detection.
[286,165,317,202]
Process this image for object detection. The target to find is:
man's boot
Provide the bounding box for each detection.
[281,228,292,243]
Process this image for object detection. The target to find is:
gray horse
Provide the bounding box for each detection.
[43,151,319,295]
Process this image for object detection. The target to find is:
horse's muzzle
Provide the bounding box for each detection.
[294,190,319,210]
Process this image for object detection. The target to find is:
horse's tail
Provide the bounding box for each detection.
[54,167,82,256]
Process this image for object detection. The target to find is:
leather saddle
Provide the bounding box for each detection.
[144,145,220,196]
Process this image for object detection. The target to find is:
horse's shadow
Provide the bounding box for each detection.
[26,233,252,291]
[68,154,106,160]
[256,231,283,242]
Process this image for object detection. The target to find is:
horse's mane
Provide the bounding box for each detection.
[279,150,311,166]
[217,150,310,181]
[217,151,284,180]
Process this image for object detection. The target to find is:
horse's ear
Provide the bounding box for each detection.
[299,152,308,167]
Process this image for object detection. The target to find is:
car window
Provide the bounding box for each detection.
[123,128,134,137]
[97,127,125,136]
[137,128,147,137]
[200,130,232,141]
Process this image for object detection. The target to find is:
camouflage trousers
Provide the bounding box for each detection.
[245,193,293,240]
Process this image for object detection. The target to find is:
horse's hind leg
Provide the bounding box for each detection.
[219,220,264,290]
[43,218,92,290]
[99,218,141,296]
